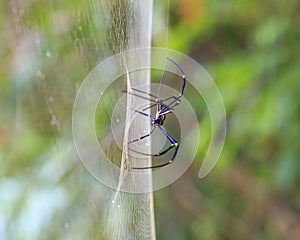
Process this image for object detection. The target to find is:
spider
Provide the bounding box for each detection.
[123,58,186,169]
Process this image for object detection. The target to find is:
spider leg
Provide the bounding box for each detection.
[135,96,177,117]
[156,97,182,116]
[158,108,174,116]
[122,90,156,103]
[158,126,179,161]
[142,103,157,111]
[131,126,179,169]
[128,127,156,144]
[162,95,181,103]
[132,108,155,119]
[131,87,159,99]
[161,96,181,110]
[142,100,173,112]
[166,57,186,97]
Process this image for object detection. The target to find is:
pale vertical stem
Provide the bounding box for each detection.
[124,0,156,238]
[126,0,156,238]
[104,0,155,239]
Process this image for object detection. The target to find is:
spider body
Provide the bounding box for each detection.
[153,116,166,126]
[123,58,186,169]
[153,101,166,126]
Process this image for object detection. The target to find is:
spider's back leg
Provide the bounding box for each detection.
[131,126,179,169]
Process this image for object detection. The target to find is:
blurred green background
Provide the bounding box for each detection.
[1,0,300,239]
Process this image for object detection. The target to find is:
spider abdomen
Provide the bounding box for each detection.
[153,115,166,125]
